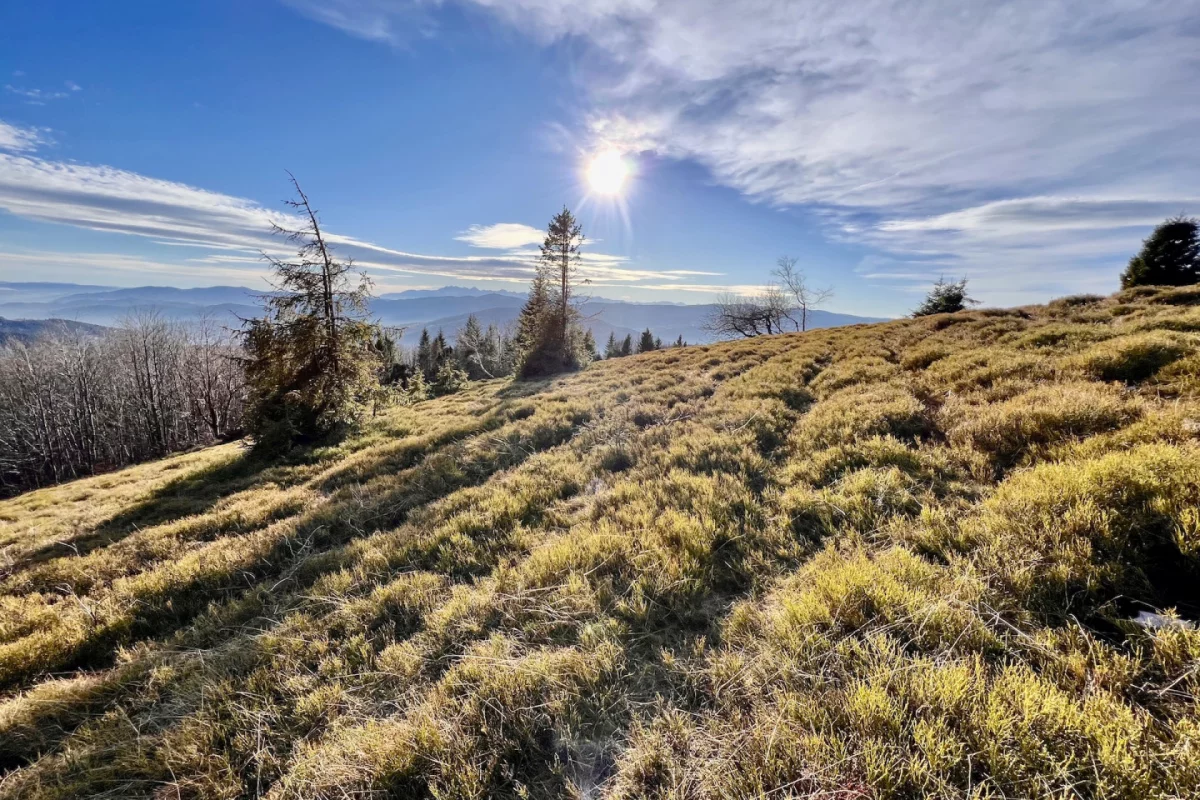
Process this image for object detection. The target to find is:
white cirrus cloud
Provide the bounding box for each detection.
[455,222,545,249]
[0,152,709,290]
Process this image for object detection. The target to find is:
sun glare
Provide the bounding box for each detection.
[586,149,629,196]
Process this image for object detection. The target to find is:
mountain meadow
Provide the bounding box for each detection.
[2,284,1200,799]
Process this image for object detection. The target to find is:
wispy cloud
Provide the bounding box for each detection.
[0,151,709,290]
[455,222,545,249]
[5,85,70,104]
[280,0,436,44]
[0,120,47,153]
[289,0,1200,304]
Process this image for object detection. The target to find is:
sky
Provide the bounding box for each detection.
[1,1,1198,317]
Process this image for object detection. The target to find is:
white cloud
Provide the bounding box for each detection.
[455,222,545,249]
[5,85,69,103]
[881,197,1200,236]
[65,81,82,92]
[280,0,437,43]
[0,152,708,290]
[288,0,1200,305]
[0,121,46,153]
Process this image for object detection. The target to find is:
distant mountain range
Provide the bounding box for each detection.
[0,281,886,347]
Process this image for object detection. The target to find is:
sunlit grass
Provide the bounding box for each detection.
[1,285,1199,798]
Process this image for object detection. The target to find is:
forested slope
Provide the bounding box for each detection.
[1,285,1199,798]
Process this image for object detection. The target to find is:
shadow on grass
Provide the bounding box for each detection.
[11,450,283,569]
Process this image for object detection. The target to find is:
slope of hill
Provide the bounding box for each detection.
[2,286,1199,798]
[0,317,109,346]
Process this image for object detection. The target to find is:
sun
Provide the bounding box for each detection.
[586,149,630,195]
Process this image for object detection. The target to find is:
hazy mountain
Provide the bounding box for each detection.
[0,317,109,346]
[379,286,525,300]
[404,302,883,347]
[0,281,886,345]
[372,294,525,327]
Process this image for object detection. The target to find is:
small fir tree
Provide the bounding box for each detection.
[1121,216,1200,288]
[241,175,382,451]
[912,277,978,317]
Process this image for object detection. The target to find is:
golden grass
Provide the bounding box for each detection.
[1,286,1199,798]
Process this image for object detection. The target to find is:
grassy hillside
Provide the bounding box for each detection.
[2,286,1199,799]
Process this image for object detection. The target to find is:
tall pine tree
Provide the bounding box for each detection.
[517,208,591,378]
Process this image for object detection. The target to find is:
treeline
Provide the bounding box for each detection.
[0,315,244,496]
[602,328,683,358]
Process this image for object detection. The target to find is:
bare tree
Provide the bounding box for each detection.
[704,288,794,339]
[773,256,834,332]
[705,257,835,339]
[0,319,246,497]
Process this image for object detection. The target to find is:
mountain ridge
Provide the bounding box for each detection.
[0,281,887,345]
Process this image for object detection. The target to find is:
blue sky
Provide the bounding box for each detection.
[1,1,1198,317]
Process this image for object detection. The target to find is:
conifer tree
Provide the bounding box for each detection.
[517,208,591,378]
[604,332,619,359]
[242,175,382,450]
[416,328,433,378]
[913,277,978,317]
[638,328,656,353]
[433,330,450,374]
[541,206,585,349]
[620,334,633,357]
[1121,216,1200,288]
[582,329,598,360]
[515,272,551,372]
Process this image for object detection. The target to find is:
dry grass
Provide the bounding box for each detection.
[1,286,1199,798]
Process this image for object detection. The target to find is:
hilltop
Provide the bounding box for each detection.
[1,285,1199,798]
[0,317,108,347]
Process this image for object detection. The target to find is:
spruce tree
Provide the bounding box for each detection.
[604,332,619,359]
[582,329,598,361]
[638,328,656,353]
[433,330,450,374]
[515,273,552,376]
[1121,216,1200,288]
[541,207,585,351]
[416,328,433,379]
[242,175,382,450]
[913,278,978,317]
[517,208,590,378]
[620,334,633,357]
